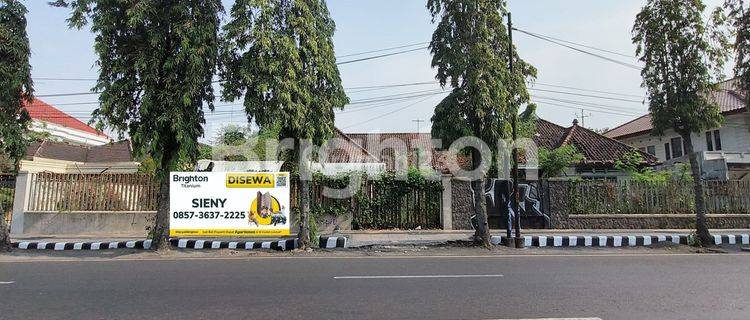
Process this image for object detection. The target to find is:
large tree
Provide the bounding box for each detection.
[427,0,536,247]
[220,0,348,249]
[53,0,223,250]
[632,0,728,245]
[0,0,33,251]
[722,0,750,97]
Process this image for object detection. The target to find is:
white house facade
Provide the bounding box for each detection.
[605,79,750,180]
[24,98,111,146]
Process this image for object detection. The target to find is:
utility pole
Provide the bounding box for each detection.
[576,109,591,127]
[508,12,523,248]
[412,119,425,133]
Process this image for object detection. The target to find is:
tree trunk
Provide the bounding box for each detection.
[153,177,171,251]
[296,142,311,250]
[298,177,311,249]
[0,215,10,252]
[682,133,712,246]
[471,148,491,248]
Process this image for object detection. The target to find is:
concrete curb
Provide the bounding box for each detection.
[489,234,750,247]
[171,239,297,251]
[10,236,346,251]
[12,240,152,250]
[319,236,347,249]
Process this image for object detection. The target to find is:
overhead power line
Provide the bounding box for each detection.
[528,87,645,104]
[336,46,427,65]
[513,27,642,71]
[342,94,443,130]
[336,41,429,59]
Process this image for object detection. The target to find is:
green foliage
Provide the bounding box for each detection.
[719,0,750,98]
[53,0,223,181]
[615,151,692,184]
[632,0,728,137]
[215,124,250,147]
[0,0,33,170]
[219,0,348,145]
[539,145,584,179]
[427,0,536,148]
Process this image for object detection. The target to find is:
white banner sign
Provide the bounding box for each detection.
[170,172,291,237]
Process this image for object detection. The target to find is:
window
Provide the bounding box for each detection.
[664,143,671,160]
[705,130,722,151]
[646,145,656,156]
[713,130,722,151]
[670,137,683,158]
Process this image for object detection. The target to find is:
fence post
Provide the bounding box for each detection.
[10,172,31,235]
[441,174,453,230]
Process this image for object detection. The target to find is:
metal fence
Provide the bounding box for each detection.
[568,180,750,215]
[1,174,15,225]
[291,176,443,230]
[27,173,158,212]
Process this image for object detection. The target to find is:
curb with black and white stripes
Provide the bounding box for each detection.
[489,234,750,247]
[172,239,297,251]
[319,236,347,249]
[11,235,348,251]
[12,240,152,251]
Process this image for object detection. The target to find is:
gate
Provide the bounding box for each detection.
[0,174,16,226]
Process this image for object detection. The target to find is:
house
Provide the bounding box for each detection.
[24,98,111,146]
[339,118,657,180]
[604,78,749,180]
[533,118,658,180]
[21,140,139,174]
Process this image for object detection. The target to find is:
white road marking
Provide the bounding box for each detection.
[0,281,15,285]
[334,274,504,280]
[489,318,602,320]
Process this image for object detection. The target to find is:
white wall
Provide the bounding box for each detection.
[30,120,110,146]
[620,113,750,162]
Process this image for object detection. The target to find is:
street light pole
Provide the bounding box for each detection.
[508,12,523,248]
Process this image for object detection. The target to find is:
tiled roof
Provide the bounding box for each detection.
[320,128,381,163]
[23,98,108,138]
[26,140,133,163]
[535,119,658,165]
[604,78,747,139]
[343,132,437,171]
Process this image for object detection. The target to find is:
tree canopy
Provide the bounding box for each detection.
[53,0,223,249]
[0,0,33,171]
[427,0,536,147]
[219,0,348,145]
[632,0,727,137]
[721,0,750,96]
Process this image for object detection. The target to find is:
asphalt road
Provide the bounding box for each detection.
[1,253,749,320]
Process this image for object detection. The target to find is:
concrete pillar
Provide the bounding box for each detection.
[441,175,453,230]
[10,172,31,235]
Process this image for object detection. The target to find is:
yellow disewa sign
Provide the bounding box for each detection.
[225,173,275,188]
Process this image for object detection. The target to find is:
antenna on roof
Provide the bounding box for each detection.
[412,119,425,133]
[575,109,591,127]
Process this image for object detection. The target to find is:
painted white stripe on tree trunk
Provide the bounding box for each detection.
[334,274,504,280]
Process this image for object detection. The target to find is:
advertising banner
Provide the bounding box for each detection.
[170,172,291,237]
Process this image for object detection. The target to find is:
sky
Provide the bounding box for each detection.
[24,0,728,143]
